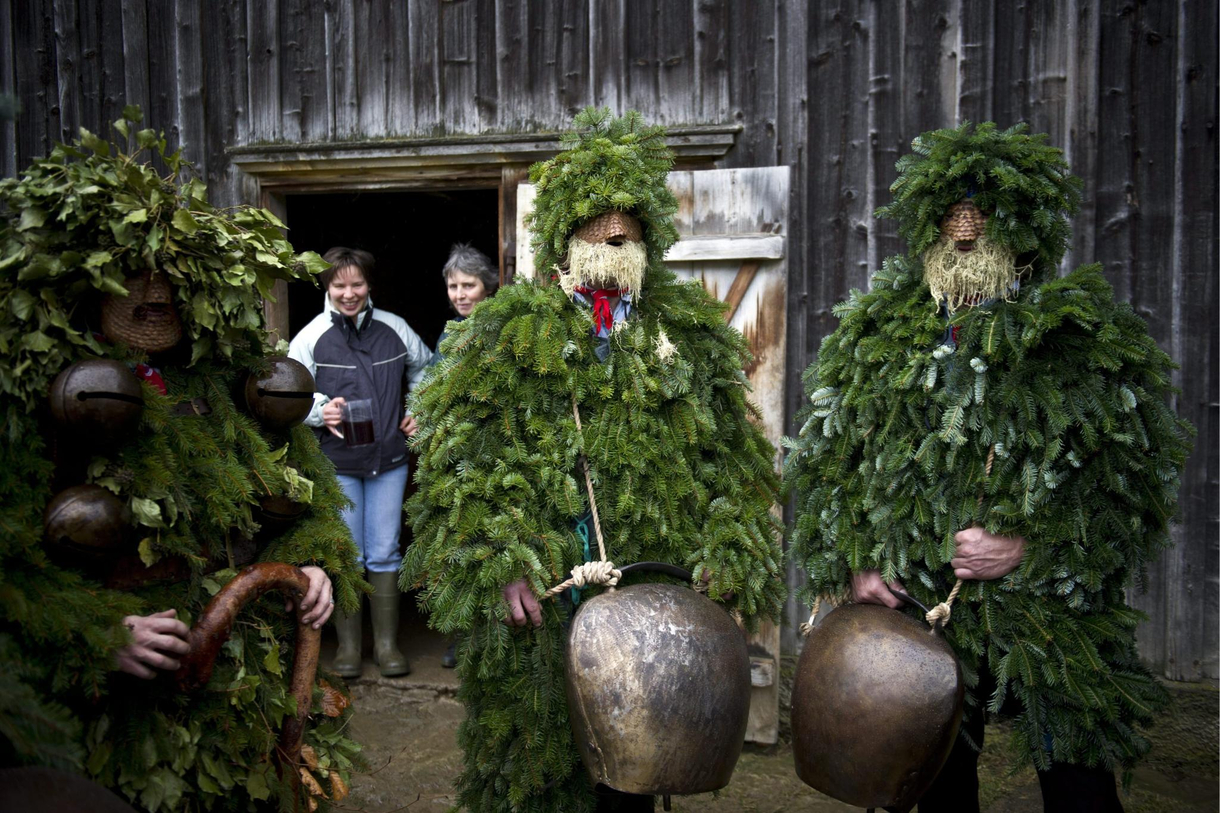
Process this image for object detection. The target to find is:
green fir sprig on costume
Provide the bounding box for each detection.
[876,122,1083,273]
[0,105,328,407]
[403,276,784,812]
[527,107,680,277]
[0,110,364,811]
[785,256,1193,775]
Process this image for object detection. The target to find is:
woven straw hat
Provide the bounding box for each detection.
[941,200,988,243]
[101,271,183,353]
[573,210,643,244]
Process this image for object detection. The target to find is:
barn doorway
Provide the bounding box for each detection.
[283,188,500,350]
[283,188,498,684]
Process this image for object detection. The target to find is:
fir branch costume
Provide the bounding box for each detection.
[0,111,365,811]
[402,109,784,812]
[786,123,1192,780]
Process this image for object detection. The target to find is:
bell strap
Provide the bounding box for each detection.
[800,445,996,636]
[543,395,621,599]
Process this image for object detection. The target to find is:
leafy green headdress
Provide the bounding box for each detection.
[527,107,679,277]
[877,121,1083,272]
[0,107,327,409]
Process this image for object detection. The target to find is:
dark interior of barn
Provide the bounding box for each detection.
[284,188,500,349]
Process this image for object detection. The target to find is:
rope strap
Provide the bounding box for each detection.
[544,396,615,600]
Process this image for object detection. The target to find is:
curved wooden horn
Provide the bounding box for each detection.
[174,562,322,763]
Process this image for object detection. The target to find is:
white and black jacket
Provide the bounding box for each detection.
[288,295,432,477]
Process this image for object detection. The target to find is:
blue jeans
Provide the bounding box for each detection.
[336,465,409,573]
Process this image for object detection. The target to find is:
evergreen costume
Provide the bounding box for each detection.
[0,112,365,811]
[402,109,784,812]
[786,123,1192,798]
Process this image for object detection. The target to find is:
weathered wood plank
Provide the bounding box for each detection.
[869,0,905,267]
[0,0,17,177]
[1125,0,1190,680]
[52,0,81,142]
[990,0,1031,126]
[901,0,956,135]
[407,0,440,132]
[75,0,104,133]
[692,0,729,123]
[385,0,413,135]
[201,0,247,204]
[145,0,178,157]
[98,0,127,130]
[588,0,624,109]
[663,234,785,262]
[1024,2,1070,142]
[655,0,695,124]
[1093,1,1137,303]
[954,0,993,124]
[1064,0,1100,271]
[119,0,149,134]
[724,0,777,167]
[280,0,330,142]
[356,0,393,137]
[1170,0,1219,682]
[473,0,498,125]
[440,0,479,134]
[174,0,206,178]
[623,0,660,113]
[246,0,280,143]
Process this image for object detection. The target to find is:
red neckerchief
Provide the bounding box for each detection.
[574,287,624,333]
[134,362,168,395]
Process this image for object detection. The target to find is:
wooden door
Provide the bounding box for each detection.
[517,167,790,744]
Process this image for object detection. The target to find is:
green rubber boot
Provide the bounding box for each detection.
[368,571,410,677]
[330,606,363,678]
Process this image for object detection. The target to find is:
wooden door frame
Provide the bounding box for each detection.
[228,127,739,341]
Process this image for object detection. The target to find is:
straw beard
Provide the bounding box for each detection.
[921,232,1024,312]
[559,237,648,297]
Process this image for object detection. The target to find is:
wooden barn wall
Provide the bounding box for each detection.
[1,0,1216,682]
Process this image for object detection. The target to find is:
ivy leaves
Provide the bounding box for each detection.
[0,106,327,408]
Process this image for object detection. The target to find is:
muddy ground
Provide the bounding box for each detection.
[327,604,1218,812]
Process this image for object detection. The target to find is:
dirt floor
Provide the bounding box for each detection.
[328,603,1219,812]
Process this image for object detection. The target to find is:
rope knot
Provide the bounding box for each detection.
[568,560,621,589]
[925,602,952,626]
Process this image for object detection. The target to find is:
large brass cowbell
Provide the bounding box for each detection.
[791,591,964,812]
[565,562,751,798]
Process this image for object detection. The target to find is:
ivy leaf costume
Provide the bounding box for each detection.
[0,111,365,810]
[402,109,784,812]
[786,122,1193,778]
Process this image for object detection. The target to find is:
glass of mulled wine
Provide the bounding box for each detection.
[339,399,375,447]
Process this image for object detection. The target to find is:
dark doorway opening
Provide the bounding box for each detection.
[284,188,496,682]
[284,188,499,349]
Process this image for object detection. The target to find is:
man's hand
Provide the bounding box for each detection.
[951,526,1026,580]
[114,609,191,679]
[400,413,419,438]
[850,569,907,609]
[322,397,346,439]
[284,565,335,629]
[502,579,542,627]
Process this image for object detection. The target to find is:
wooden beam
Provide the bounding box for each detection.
[664,234,785,262]
[722,261,760,323]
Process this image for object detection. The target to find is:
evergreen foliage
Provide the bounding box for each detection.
[403,273,784,811]
[0,111,365,810]
[786,239,1193,774]
[527,107,679,276]
[876,122,1083,275]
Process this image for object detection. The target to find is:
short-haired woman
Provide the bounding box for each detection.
[288,247,432,677]
[431,242,498,366]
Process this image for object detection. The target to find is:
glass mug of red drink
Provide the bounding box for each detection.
[339,399,375,447]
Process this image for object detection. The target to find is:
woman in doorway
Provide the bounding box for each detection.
[288,247,433,677]
[430,242,500,366]
[431,242,499,668]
